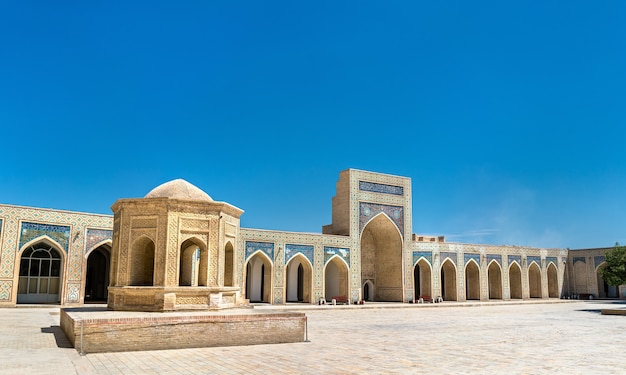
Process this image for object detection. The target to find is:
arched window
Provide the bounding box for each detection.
[18,243,62,303]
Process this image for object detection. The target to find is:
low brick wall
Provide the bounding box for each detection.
[61,308,306,353]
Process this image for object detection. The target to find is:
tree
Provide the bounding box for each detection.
[600,243,626,287]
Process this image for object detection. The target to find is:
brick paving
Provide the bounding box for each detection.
[1,300,626,374]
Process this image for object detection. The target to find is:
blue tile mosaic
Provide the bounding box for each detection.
[464,253,480,265]
[19,222,71,252]
[412,251,432,266]
[324,246,350,266]
[359,202,404,235]
[245,241,274,261]
[440,252,457,265]
[573,256,586,264]
[86,228,113,253]
[359,181,404,196]
[527,256,542,267]
[546,257,558,267]
[0,219,2,236]
[508,255,522,266]
[594,256,605,269]
[487,254,502,266]
[285,244,314,265]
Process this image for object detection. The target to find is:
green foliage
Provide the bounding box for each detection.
[601,243,626,286]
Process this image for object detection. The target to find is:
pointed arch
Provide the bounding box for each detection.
[528,262,542,298]
[363,280,374,302]
[596,262,619,298]
[547,263,559,298]
[465,259,480,300]
[413,257,432,301]
[245,251,273,303]
[179,237,207,287]
[17,238,65,304]
[360,212,403,302]
[487,260,502,300]
[324,255,349,302]
[86,239,113,256]
[85,243,111,302]
[573,259,587,295]
[508,261,522,299]
[224,241,234,287]
[129,235,155,286]
[440,258,457,301]
[286,253,313,303]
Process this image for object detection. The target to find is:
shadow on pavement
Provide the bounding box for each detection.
[41,326,73,348]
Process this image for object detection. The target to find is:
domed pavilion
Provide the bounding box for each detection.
[107,179,245,311]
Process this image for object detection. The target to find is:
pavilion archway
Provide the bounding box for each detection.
[413,258,432,301]
[324,256,349,302]
[179,238,207,287]
[528,262,542,298]
[129,236,155,286]
[465,260,480,300]
[360,213,403,302]
[245,252,273,303]
[440,259,457,301]
[488,260,502,300]
[286,254,313,303]
[224,241,234,287]
[509,262,522,299]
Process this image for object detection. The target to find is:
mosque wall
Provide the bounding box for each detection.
[0,170,622,306]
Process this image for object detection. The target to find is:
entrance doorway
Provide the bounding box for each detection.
[85,245,110,302]
[18,242,63,304]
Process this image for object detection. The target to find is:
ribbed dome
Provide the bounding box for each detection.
[144,179,213,201]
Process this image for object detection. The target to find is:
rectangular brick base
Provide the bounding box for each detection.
[60,307,306,353]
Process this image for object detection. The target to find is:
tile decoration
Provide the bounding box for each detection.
[594,256,605,269]
[245,241,274,262]
[508,255,522,267]
[546,257,558,268]
[412,251,432,266]
[527,256,542,267]
[359,202,404,235]
[284,244,314,265]
[440,252,458,266]
[358,181,404,196]
[464,253,480,266]
[85,228,113,252]
[573,256,586,264]
[19,222,71,252]
[486,254,502,267]
[324,246,350,266]
[0,280,11,301]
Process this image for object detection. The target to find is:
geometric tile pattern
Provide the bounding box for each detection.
[19,222,71,252]
[359,181,404,196]
[284,244,314,265]
[486,254,502,267]
[0,280,11,301]
[508,255,522,266]
[441,252,458,265]
[594,256,605,269]
[573,256,586,264]
[412,251,432,266]
[85,228,113,253]
[464,253,480,266]
[546,257,558,268]
[527,256,542,267]
[324,247,350,266]
[359,202,404,235]
[245,241,274,262]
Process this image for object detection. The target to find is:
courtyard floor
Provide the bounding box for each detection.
[1,300,625,374]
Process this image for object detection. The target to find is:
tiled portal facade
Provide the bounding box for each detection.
[0,169,622,306]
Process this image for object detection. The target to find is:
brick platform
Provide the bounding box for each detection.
[60,307,306,353]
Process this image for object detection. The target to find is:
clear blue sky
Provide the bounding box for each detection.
[1,2,625,249]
